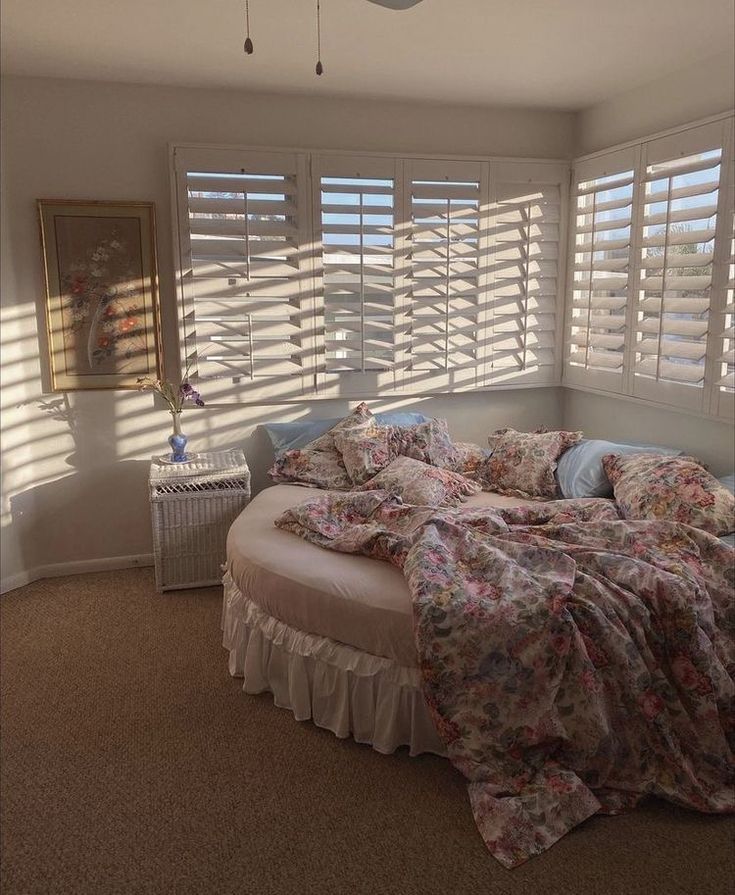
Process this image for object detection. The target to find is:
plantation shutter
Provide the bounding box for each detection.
[312,155,402,396]
[174,147,313,402]
[710,120,735,419]
[564,147,638,391]
[488,162,567,385]
[631,121,727,411]
[402,159,490,392]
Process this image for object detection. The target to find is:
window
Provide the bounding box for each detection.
[565,147,637,391]
[632,131,723,410]
[174,148,314,402]
[564,116,734,419]
[712,156,735,420]
[312,155,401,396]
[403,159,489,392]
[173,146,568,401]
[490,162,566,386]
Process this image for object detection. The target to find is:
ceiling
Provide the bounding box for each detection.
[1,0,733,111]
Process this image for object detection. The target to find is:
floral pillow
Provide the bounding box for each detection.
[478,428,583,499]
[333,421,397,486]
[452,441,491,482]
[359,455,480,507]
[268,401,374,490]
[601,453,735,536]
[269,448,353,491]
[306,401,373,452]
[395,418,460,470]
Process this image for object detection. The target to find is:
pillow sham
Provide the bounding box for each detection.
[395,418,460,470]
[268,402,374,489]
[479,428,583,499]
[452,442,492,482]
[601,453,735,536]
[556,438,683,499]
[359,455,480,507]
[263,410,428,455]
[269,448,353,491]
[333,420,398,486]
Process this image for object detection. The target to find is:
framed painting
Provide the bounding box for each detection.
[38,200,162,390]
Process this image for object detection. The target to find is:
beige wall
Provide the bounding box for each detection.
[575,51,734,155]
[562,391,733,477]
[0,75,572,589]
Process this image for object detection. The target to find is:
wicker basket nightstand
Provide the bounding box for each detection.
[149,449,251,592]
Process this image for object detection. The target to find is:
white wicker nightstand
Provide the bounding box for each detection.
[149,450,251,592]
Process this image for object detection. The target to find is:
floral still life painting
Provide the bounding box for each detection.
[39,200,161,389]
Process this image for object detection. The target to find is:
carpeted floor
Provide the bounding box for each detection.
[1,568,733,895]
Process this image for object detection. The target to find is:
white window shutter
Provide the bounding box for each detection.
[564,147,638,392]
[710,119,735,420]
[173,147,314,403]
[402,159,490,393]
[488,162,567,386]
[630,120,729,411]
[311,155,402,397]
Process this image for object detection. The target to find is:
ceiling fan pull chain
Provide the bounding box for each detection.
[315,0,324,75]
[243,0,254,54]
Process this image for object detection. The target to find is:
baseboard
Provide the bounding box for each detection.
[0,553,154,595]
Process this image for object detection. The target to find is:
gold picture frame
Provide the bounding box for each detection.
[38,199,162,390]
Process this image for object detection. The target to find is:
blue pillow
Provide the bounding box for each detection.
[262,411,429,455]
[556,439,683,499]
[718,473,735,495]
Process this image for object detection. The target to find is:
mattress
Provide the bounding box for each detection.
[226,484,537,667]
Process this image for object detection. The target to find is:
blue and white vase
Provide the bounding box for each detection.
[168,411,189,462]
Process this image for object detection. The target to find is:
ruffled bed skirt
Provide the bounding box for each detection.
[221,571,446,757]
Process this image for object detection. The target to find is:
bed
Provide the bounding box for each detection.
[222,483,538,756]
[221,413,734,868]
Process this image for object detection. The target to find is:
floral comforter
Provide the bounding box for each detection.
[275,490,735,868]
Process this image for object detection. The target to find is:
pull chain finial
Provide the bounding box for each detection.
[243,0,254,54]
[315,0,324,75]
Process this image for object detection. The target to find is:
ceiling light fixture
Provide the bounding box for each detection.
[242,0,424,76]
[315,0,324,76]
[366,0,424,8]
[243,0,254,54]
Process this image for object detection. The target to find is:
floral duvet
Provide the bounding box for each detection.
[275,490,735,868]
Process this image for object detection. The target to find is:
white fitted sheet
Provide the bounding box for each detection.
[226,484,537,666]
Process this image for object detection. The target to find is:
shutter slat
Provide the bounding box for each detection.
[635,357,706,383]
[637,317,709,337]
[641,227,716,249]
[643,203,718,227]
[645,155,721,180]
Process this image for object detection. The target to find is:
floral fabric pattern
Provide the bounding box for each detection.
[334,421,397,485]
[307,401,373,452]
[269,448,352,491]
[602,453,735,536]
[478,428,583,499]
[276,490,735,869]
[359,456,481,507]
[268,402,374,490]
[395,418,460,470]
[452,441,490,482]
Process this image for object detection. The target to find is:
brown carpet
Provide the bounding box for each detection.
[1,569,733,895]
